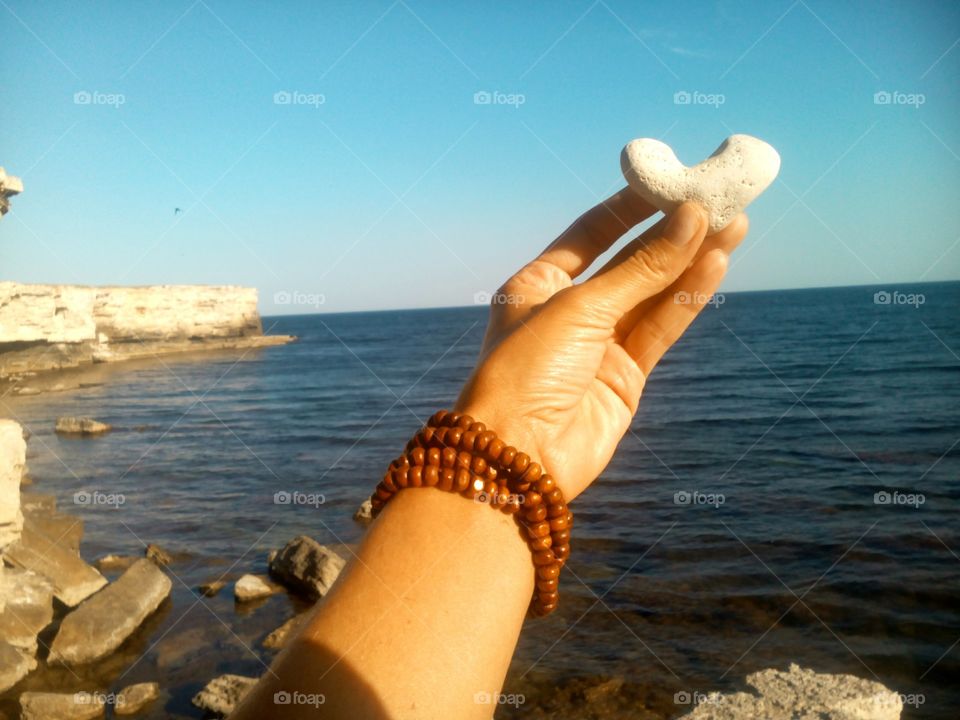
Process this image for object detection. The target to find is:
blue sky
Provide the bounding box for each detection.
[1,0,958,314]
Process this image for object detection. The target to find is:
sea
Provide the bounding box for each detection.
[2,281,958,719]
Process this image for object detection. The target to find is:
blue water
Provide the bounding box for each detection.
[3,282,958,718]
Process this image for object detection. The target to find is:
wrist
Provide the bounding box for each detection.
[451,400,542,469]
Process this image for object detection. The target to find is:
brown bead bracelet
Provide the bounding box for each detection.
[368,410,572,616]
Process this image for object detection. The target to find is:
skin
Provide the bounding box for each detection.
[231,190,748,719]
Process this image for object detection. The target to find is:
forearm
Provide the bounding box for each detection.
[231,486,535,719]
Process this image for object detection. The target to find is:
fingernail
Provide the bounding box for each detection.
[664,204,705,247]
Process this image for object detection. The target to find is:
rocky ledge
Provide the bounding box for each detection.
[0,282,294,394]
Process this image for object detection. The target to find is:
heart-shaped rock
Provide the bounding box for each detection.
[621,134,780,232]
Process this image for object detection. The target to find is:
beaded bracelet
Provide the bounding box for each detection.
[368,410,572,616]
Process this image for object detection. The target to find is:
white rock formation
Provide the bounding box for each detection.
[621,134,780,232]
[0,420,25,553]
[0,167,23,217]
[678,663,903,720]
[234,573,277,602]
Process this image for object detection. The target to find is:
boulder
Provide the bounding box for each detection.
[678,664,903,719]
[145,543,173,566]
[48,558,171,665]
[0,419,25,551]
[192,674,258,716]
[353,498,373,522]
[263,613,308,650]
[234,574,277,602]
[23,509,83,554]
[269,535,345,600]
[54,417,112,436]
[115,682,160,715]
[94,554,136,572]
[0,569,54,655]
[19,691,105,719]
[0,639,36,693]
[3,517,107,606]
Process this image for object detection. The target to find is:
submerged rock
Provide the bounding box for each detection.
[192,674,258,716]
[94,554,136,572]
[678,663,903,719]
[234,574,277,602]
[115,682,160,715]
[48,558,172,665]
[263,613,308,649]
[199,579,227,597]
[19,690,105,719]
[269,535,345,600]
[144,543,173,566]
[54,417,112,436]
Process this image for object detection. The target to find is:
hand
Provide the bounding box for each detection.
[456,189,748,501]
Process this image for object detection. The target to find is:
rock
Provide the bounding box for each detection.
[145,543,173,566]
[115,682,160,715]
[4,517,107,607]
[678,663,903,719]
[23,509,83,554]
[268,535,346,600]
[0,639,36,693]
[48,559,172,665]
[95,554,136,572]
[0,569,54,655]
[199,579,226,597]
[353,498,373,522]
[19,691,105,719]
[55,417,112,436]
[263,614,308,649]
[192,674,258,716]
[621,134,780,232]
[234,574,277,602]
[0,419,26,551]
[0,167,23,218]
[582,676,625,703]
[19,492,56,514]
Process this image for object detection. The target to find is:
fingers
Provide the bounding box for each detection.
[623,248,730,376]
[613,213,748,341]
[572,203,708,323]
[535,187,655,280]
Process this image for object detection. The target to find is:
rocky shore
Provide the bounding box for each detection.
[0,282,294,397]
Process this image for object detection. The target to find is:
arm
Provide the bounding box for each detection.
[231,190,748,719]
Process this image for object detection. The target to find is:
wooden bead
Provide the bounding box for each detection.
[524,505,547,523]
[508,478,531,494]
[468,421,486,433]
[484,479,499,496]
[536,577,558,592]
[546,488,563,505]
[392,468,409,489]
[538,591,559,605]
[420,426,436,445]
[429,410,448,426]
[441,447,457,468]
[447,426,463,447]
[552,529,571,544]
[502,499,521,515]
[471,455,487,475]
[445,412,462,426]
[375,486,392,502]
[426,447,441,466]
[383,473,397,492]
[407,466,423,488]
[526,521,550,539]
[456,414,473,430]
[533,549,556,566]
[519,463,542,484]
[454,468,471,492]
[409,447,426,467]
[487,438,505,461]
[536,564,560,580]
[423,465,440,487]
[475,431,494,452]
[460,430,477,451]
[439,467,455,492]
[508,452,530,478]
[499,446,517,467]
[484,466,498,483]
[456,451,473,471]
[552,543,570,561]
[549,514,569,531]
[529,535,553,551]
[547,503,566,518]
[535,476,555,495]
[524,491,543,508]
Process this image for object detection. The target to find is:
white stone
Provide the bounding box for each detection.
[621,134,780,232]
[192,674,258,716]
[234,574,276,602]
[0,419,25,552]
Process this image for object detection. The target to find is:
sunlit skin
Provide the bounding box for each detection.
[231,190,748,719]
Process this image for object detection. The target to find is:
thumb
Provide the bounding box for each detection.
[575,202,708,321]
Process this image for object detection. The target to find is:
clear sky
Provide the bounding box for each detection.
[1,0,958,314]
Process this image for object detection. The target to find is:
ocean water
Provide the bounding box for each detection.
[2,282,958,718]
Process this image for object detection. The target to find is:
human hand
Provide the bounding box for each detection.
[455,189,748,501]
